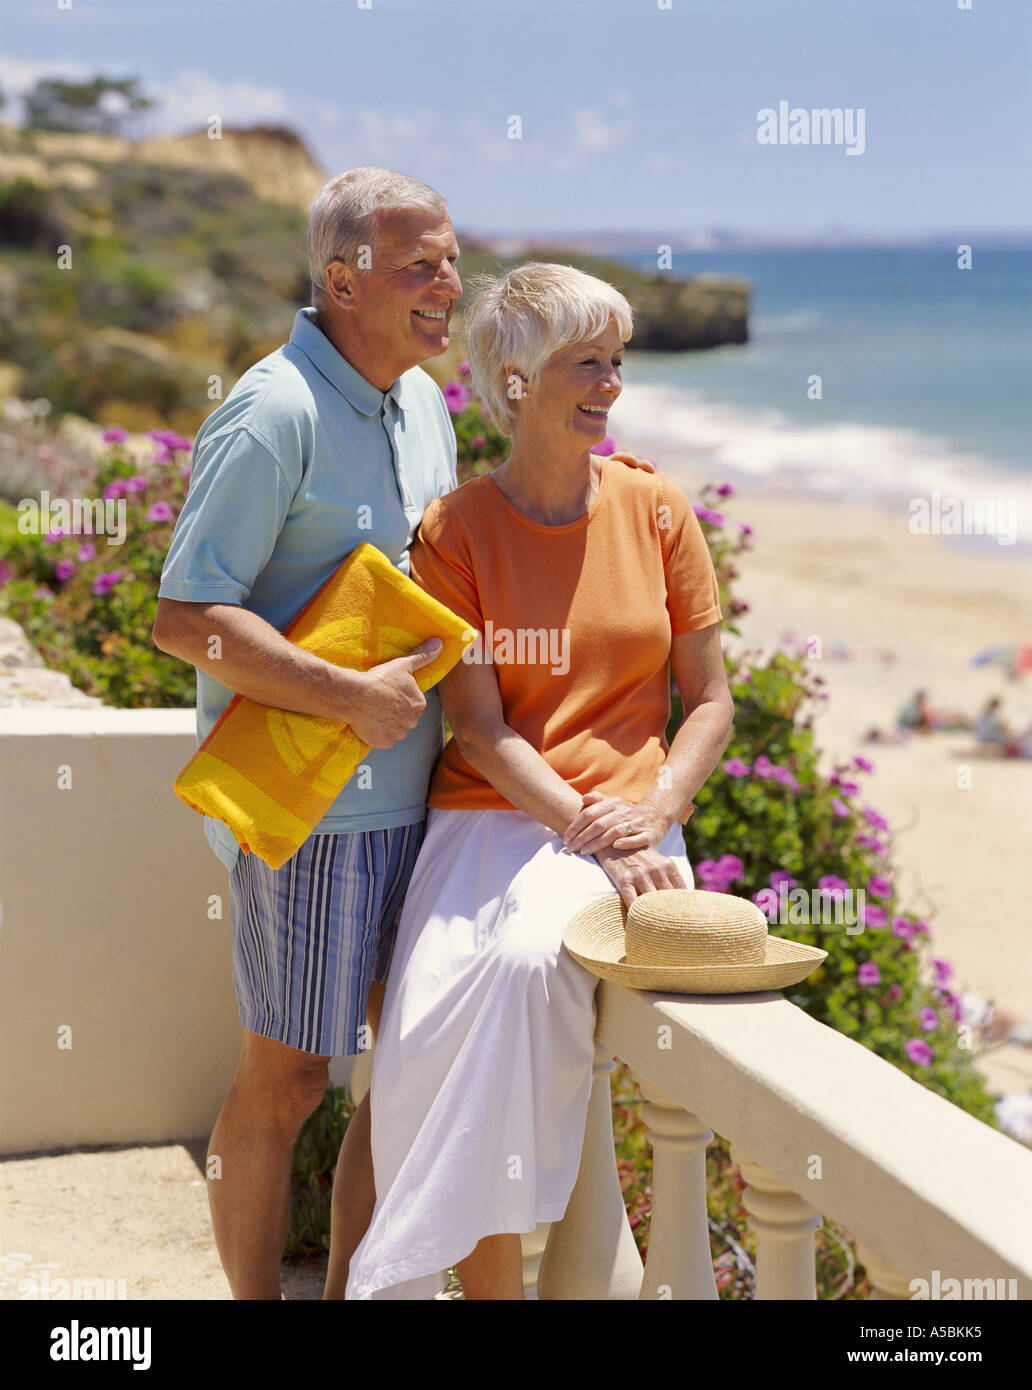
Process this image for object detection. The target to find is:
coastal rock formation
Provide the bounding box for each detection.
[0,122,325,212]
[0,616,102,708]
[454,244,750,354]
[619,270,750,350]
[0,123,752,430]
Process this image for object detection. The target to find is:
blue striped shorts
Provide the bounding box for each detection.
[227,822,425,1057]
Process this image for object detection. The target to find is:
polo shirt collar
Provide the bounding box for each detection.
[291,308,407,415]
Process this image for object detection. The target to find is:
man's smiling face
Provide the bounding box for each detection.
[332,207,462,384]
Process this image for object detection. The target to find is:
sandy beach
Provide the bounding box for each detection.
[655,455,1032,1083]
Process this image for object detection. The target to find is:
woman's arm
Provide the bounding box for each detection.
[563,623,734,855]
[641,622,735,820]
[435,656,586,836]
[438,650,691,906]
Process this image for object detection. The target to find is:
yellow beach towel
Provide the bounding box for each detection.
[173,542,475,869]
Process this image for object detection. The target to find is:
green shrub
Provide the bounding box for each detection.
[0,428,195,706]
[77,246,175,331]
[286,1086,355,1258]
[665,486,997,1126]
[0,177,61,250]
[449,361,510,480]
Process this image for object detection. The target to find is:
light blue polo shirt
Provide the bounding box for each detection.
[158,306,458,871]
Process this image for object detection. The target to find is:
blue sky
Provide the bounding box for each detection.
[4,0,1030,238]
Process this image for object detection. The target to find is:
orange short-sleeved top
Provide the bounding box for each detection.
[409,458,723,817]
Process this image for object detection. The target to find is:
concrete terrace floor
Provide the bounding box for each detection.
[0,1135,471,1301]
[1,1139,323,1301]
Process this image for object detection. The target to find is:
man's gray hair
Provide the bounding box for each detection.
[307,167,448,301]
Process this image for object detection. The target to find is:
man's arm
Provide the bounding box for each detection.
[152,598,440,750]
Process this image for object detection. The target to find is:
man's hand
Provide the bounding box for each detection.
[608,450,656,474]
[594,843,688,909]
[563,789,672,856]
[344,637,442,748]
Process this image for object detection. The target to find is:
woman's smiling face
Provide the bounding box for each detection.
[515,317,624,447]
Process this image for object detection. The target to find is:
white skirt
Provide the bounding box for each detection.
[345,806,693,1300]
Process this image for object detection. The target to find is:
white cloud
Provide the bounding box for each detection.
[1,56,624,192]
[573,106,619,151]
[148,69,292,132]
[544,106,636,173]
[0,54,92,102]
[645,151,674,174]
[0,58,292,137]
[312,106,518,179]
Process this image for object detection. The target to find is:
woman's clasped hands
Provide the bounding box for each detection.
[561,789,688,906]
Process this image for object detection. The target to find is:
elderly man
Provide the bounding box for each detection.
[153,167,463,1300]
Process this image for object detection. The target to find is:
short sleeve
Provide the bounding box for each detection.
[409,497,484,634]
[157,427,295,605]
[659,478,724,634]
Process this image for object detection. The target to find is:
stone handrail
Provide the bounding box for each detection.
[534,982,1032,1301]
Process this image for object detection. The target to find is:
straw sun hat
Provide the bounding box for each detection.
[563,889,827,994]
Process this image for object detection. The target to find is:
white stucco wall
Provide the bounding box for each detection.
[0,708,353,1155]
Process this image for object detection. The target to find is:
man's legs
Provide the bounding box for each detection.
[216,825,423,1300]
[207,1029,331,1300]
[208,987,385,1301]
[322,979,384,1299]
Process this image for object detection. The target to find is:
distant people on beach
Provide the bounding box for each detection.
[864,725,910,746]
[864,688,1032,752]
[973,696,1032,759]
[973,696,1009,748]
[896,689,971,734]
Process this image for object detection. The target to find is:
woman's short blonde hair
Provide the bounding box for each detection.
[464,262,633,434]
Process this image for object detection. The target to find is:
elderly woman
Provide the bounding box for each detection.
[345,263,733,1300]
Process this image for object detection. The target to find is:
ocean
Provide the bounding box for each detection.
[606,247,1032,546]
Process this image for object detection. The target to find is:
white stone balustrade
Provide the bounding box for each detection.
[320,974,1032,1303]
[584,980,1032,1301]
[635,1077,717,1300]
[855,1242,916,1300]
[733,1150,821,1299]
[536,1047,643,1299]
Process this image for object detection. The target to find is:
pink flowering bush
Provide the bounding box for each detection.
[663,508,996,1128]
[0,428,194,705]
[449,364,510,480]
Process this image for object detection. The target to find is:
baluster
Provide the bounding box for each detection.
[348,1045,374,1106]
[636,1076,718,1300]
[733,1149,821,1299]
[537,1047,644,1299]
[520,1223,551,1300]
[856,1242,917,1300]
